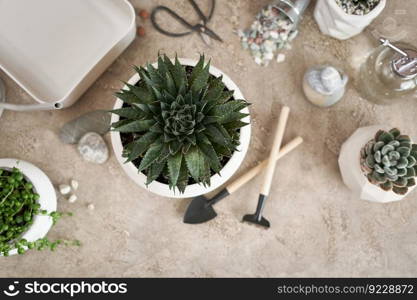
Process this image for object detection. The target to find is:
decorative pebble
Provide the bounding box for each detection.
[335,0,380,15]
[87,203,95,211]
[276,53,286,63]
[71,179,79,191]
[238,3,298,66]
[68,194,78,203]
[77,132,109,164]
[137,26,146,37]
[59,111,111,144]
[59,184,71,195]
[138,9,150,19]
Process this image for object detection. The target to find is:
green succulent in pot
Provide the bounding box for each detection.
[111,55,250,193]
[360,128,417,195]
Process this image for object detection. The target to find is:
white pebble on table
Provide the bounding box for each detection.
[59,184,71,195]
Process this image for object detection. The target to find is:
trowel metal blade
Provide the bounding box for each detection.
[183,195,217,224]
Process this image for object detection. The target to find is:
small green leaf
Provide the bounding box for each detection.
[126,132,159,162]
[167,152,183,187]
[407,177,416,187]
[115,91,139,104]
[110,107,144,119]
[393,177,407,187]
[197,137,221,173]
[393,186,408,195]
[146,160,166,185]
[191,61,211,93]
[406,167,416,179]
[125,82,154,104]
[397,147,411,157]
[113,119,155,133]
[389,128,401,137]
[185,146,205,182]
[176,159,189,193]
[380,181,393,191]
[377,131,394,143]
[138,140,163,172]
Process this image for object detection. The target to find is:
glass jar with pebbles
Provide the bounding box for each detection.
[238,0,310,66]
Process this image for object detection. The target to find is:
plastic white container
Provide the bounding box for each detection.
[338,125,416,203]
[111,58,252,199]
[314,0,386,40]
[0,0,136,112]
[0,159,57,256]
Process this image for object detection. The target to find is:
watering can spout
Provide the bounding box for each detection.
[0,101,61,112]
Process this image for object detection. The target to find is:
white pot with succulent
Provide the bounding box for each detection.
[339,126,417,203]
[314,0,386,40]
[110,55,251,198]
[0,159,56,256]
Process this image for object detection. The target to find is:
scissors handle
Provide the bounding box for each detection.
[151,0,217,38]
[151,6,194,37]
[189,0,215,24]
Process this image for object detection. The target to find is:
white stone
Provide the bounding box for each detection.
[276,53,286,63]
[71,179,79,191]
[68,194,78,203]
[59,184,71,195]
[87,203,95,210]
[78,132,109,164]
[338,125,416,203]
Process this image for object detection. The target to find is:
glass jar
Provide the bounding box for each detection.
[358,42,417,105]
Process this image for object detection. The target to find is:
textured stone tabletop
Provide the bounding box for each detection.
[0,0,417,277]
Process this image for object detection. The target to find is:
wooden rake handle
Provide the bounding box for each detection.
[226,136,302,194]
[261,106,290,196]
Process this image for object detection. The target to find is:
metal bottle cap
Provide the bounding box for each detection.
[392,49,417,79]
[380,38,417,79]
[272,0,311,27]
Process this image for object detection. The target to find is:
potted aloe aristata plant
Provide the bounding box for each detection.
[314,0,386,40]
[110,55,251,198]
[339,126,417,203]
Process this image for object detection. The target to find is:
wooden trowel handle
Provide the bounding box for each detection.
[260,106,290,196]
[226,136,302,194]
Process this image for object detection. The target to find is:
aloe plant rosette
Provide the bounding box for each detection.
[110,57,251,198]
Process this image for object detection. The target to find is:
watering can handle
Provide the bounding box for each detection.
[0,101,61,111]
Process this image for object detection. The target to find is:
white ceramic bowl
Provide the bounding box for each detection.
[0,159,56,256]
[111,58,251,198]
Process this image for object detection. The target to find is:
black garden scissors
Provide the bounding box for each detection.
[151,0,223,46]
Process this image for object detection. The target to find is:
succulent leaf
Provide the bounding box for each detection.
[393,186,408,195]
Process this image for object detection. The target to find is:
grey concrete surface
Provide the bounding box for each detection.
[0,0,417,277]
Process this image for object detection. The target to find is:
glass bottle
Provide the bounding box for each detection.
[358,39,417,105]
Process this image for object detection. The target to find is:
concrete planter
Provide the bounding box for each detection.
[111,58,251,199]
[314,0,386,40]
[339,125,416,203]
[0,159,56,256]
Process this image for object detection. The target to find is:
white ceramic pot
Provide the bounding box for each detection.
[111,58,251,198]
[314,0,386,40]
[338,125,416,203]
[0,159,56,256]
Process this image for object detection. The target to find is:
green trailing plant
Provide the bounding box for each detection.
[360,128,417,195]
[0,167,80,256]
[111,55,250,193]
